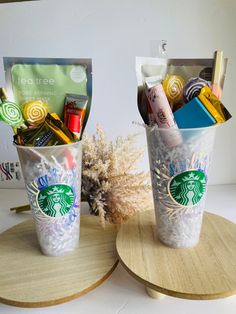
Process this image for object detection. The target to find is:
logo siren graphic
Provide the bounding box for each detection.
[37,184,75,217]
[168,170,206,206]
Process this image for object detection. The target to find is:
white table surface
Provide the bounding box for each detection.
[0,185,236,314]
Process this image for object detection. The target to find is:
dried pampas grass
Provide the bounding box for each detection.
[82,125,153,225]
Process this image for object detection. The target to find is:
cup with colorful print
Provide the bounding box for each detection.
[16,141,82,256]
[146,125,217,248]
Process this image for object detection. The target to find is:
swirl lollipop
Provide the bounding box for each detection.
[0,101,24,128]
[22,100,48,125]
[183,77,209,102]
[162,75,185,104]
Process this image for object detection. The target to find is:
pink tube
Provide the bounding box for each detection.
[145,83,182,147]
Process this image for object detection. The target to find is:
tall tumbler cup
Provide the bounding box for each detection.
[146,125,217,248]
[16,141,82,256]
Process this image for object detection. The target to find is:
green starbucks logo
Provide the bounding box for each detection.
[37,184,75,217]
[168,170,206,206]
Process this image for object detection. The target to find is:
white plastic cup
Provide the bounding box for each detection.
[146,125,217,248]
[16,141,82,256]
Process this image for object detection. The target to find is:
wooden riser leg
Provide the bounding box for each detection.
[146,287,165,299]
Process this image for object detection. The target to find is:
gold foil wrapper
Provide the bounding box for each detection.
[199,86,231,123]
[16,113,76,146]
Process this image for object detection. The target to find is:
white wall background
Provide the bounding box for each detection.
[0,0,235,187]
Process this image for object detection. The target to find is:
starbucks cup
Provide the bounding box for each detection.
[146,125,217,248]
[16,141,82,256]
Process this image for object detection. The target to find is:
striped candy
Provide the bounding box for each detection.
[183,77,209,103]
[0,101,23,126]
[162,75,185,104]
[22,100,48,125]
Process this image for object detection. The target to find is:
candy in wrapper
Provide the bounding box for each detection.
[0,100,25,132]
[162,75,185,105]
[16,113,76,146]
[22,100,48,126]
[50,112,61,120]
[16,123,64,147]
[43,113,76,145]
[0,88,26,132]
[183,77,209,103]
[198,93,224,123]
[15,126,41,146]
[48,113,77,143]
[199,86,231,123]
[33,129,61,147]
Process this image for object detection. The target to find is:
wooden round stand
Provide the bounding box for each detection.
[116,210,236,300]
[0,215,118,308]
